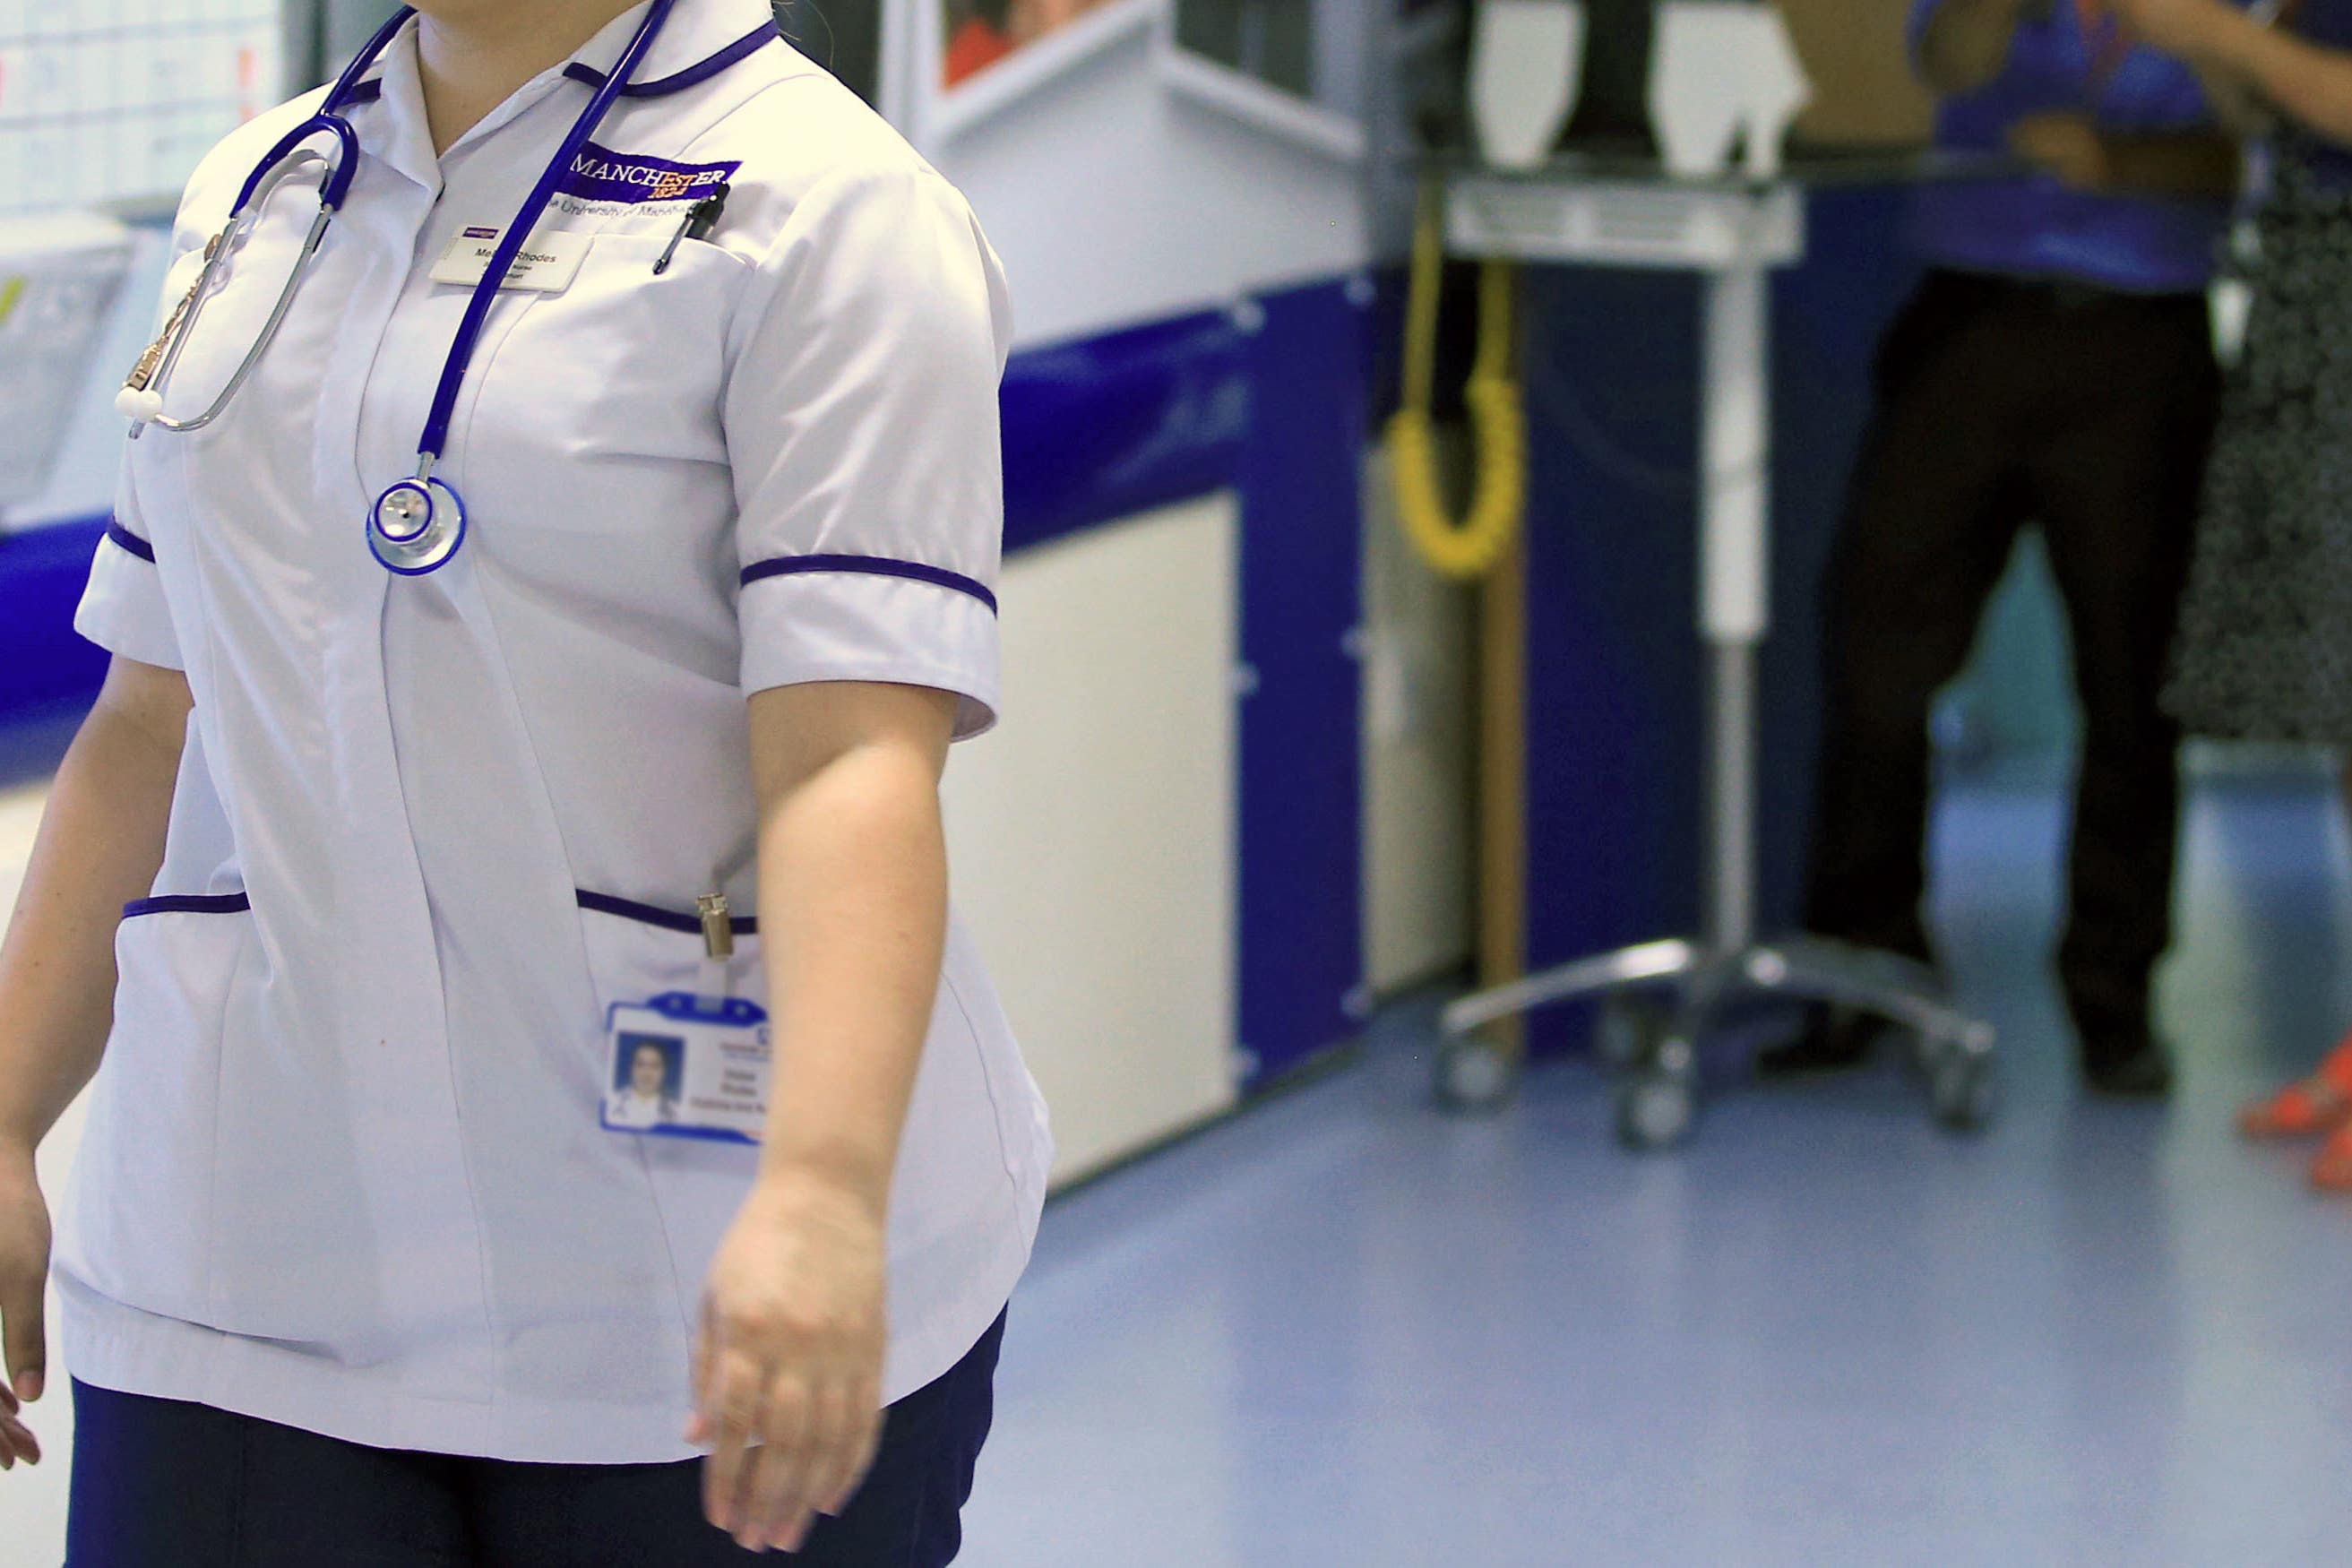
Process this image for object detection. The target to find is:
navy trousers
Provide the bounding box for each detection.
[66,1313,1004,1567]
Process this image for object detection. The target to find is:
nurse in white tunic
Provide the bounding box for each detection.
[0,1,1050,1561]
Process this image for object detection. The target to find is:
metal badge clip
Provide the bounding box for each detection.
[698,892,735,961]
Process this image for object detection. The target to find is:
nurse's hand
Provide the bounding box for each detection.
[693,1165,887,1553]
[0,1143,48,1470]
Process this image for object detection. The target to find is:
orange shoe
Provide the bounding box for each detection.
[2240,1032,2352,1139]
[2313,1121,2352,1192]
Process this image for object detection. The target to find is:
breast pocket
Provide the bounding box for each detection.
[458,233,752,537]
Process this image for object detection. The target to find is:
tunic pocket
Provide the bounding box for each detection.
[575,894,767,1315]
[56,900,253,1326]
[458,233,751,535]
[92,897,429,1350]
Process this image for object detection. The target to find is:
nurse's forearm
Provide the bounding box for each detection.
[2195,9,2352,147]
[746,684,955,1210]
[0,659,189,1153]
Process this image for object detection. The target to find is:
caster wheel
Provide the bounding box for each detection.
[1595,994,1667,1069]
[1616,1070,1696,1150]
[1928,1048,1998,1131]
[1437,1035,1519,1110]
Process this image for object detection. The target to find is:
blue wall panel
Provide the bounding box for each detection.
[1236,280,1369,1084]
[1519,187,1923,1054]
[0,518,108,717]
[1000,309,1254,555]
[1520,259,1703,1038]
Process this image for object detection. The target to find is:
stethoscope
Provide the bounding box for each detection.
[116,0,679,575]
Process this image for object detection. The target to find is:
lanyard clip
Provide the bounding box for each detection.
[698,892,736,962]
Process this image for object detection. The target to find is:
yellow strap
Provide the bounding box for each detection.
[1383,180,1527,581]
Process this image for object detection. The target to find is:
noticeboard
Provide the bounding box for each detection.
[0,0,283,220]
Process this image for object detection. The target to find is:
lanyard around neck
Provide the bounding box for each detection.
[415,0,681,470]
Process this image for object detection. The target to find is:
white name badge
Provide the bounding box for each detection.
[599,992,771,1144]
[430,225,591,292]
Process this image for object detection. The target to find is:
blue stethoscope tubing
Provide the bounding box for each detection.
[117,0,681,577]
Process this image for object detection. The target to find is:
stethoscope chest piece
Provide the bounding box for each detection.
[367,477,467,575]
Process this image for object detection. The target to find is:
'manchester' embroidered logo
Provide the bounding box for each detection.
[558,141,741,207]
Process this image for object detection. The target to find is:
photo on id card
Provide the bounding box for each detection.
[600,994,772,1143]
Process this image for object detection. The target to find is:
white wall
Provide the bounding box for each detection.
[944,498,1241,1184]
[1360,452,1476,997]
[915,4,1370,349]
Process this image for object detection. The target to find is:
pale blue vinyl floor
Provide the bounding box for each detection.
[961,766,2352,1568]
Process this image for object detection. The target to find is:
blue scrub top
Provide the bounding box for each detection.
[1907,0,2236,293]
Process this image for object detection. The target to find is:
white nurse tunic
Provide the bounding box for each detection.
[61,0,1050,1463]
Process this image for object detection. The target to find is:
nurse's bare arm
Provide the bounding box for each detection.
[2201,14,2352,145]
[694,678,958,1553]
[1919,0,2042,94]
[2114,0,2352,145]
[0,655,191,1435]
[745,678,954,1231]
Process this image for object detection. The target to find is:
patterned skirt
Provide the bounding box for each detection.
[2165,149,2352,745]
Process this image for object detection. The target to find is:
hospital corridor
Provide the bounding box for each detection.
[11,0,2352,1564]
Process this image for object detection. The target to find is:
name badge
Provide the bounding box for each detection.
[599,992,772,1144]
[430,225,591,293]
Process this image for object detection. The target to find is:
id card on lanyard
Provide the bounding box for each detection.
[599,893,773,1144]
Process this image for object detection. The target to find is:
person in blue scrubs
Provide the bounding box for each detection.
[1771,0,2242,1094]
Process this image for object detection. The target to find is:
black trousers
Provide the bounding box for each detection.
[65,1314,1004,1567]
[1805,270,2220,1043]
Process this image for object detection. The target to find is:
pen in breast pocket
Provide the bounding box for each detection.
[654,182,731,276]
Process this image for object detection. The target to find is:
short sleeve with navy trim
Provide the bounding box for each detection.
[722,164,1012,739]
[74,466,185,673]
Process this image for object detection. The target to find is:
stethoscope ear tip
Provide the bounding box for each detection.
[116,386,166,426]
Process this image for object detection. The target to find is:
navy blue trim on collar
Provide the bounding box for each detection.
[741,555,1000,616]
[104,518,156,564]
[564,24,780,98]
[578,890,759,937]
[335,22,772,112]
[124,892,251,919]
